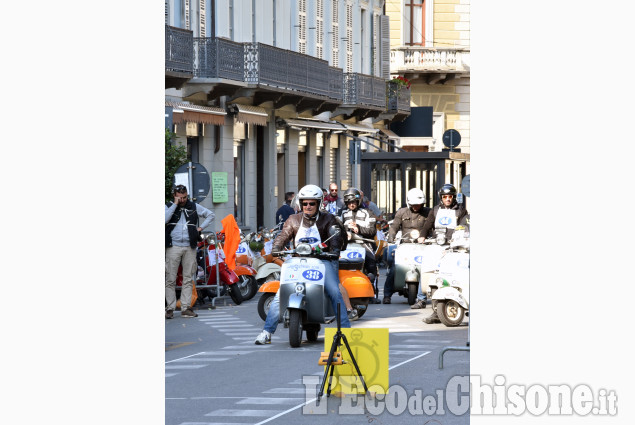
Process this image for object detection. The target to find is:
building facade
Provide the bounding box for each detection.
[363,0,469,212]
[165,0,410,231]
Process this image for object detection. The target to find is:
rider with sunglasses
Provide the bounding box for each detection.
[255,184,350,344]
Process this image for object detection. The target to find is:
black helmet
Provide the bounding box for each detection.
[438,184,457,199]
[343,188,361,207]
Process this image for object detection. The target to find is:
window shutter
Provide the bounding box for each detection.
[373,13,379,76]
[199,0,206,37]
[184,0,191,30]
[165,1,169,25]
[345,2,353,72]
[332,0,339,67]
[299,0,307,54]
[317,0,324,59]
[380,15,390,79]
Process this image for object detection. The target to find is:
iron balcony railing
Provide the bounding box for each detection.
[386,81,411,114]
[165,25,193,75]
[343,73,386,108]
[193,37,244,80]
[328,67,344,101]
[244,43,333,98]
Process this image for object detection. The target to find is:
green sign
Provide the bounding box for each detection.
[212,172,228,203]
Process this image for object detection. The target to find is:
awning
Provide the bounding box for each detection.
[379,128,400,140]
[343,122,380,134]
[229,104,268,126]
[279,118,347,132]
[166,101,227,126]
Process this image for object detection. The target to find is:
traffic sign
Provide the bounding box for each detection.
[461,175,470,197]
[442,129,461,148]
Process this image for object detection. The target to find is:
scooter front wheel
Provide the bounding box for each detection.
[289,310,303,348]
[257,293,275,321]
[407,283,418,305]
[237,275,258,301]
[436,300,464,327]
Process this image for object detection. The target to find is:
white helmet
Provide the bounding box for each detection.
[297,184,324,217]
[406,188,425,207]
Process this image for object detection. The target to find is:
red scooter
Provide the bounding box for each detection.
[176,232,243,306]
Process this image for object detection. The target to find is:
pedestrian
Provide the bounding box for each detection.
[420,184,469,323]
[323,182,345,215]
[165,184,215,319]
[275,191,295,225]
[254,184,350,345]
[382,187,430,304]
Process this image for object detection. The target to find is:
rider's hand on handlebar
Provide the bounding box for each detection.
[417,237,425,243]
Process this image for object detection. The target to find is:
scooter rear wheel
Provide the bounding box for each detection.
[228,284,243,305]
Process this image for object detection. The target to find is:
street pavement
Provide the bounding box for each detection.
[166,270,469,425]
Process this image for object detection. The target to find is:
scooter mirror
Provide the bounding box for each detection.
[328,225,341,237]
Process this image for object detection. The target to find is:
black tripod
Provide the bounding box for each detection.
[317,303,369,402]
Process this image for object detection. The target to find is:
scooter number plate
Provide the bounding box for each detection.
[281,262,326,285]
[339,246,365,260]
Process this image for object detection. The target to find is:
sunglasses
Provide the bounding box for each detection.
[442,195,454,199]
[346,200,358,205]
[301,201,317,207]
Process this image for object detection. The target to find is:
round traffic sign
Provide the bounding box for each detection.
[442,129,461,148]
[461,175,470,197]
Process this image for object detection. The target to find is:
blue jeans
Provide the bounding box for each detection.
[264,259,350,333]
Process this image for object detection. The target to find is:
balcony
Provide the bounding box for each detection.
[390,47,470,84]
[165,25,193,89]
[385,81,411,121]
[330,73,387,120]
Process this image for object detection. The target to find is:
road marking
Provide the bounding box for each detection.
[179,422,254,425]
[165,365,208,369]
[165,373,178,378]
[236,397,305,405]
[165,351,207,364]
[205,409,285,417]
[251,350,433,425]
[262,388,307,394]
[391,344,439,349]
[207,324,256,328]
[168,358,231,362]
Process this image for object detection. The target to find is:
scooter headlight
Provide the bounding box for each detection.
[295,243,312,255]
[205,233,215,244]
[295,284,305,293]
[435,277,444,285]
[436,234,446,245]
[410,230,420,240]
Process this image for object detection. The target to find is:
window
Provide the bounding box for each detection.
[345,2,353,72]
[317,0,324,59]
[332,0,339,67]
[404,0,424,46]
[299,0,307,54]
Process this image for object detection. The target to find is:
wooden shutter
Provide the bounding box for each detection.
[345,2,353,72]
[317,0,324,59]
[299,0,307,54]
[380,15,390,79]
[332,0,339,67]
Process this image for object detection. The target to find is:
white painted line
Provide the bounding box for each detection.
[236,397,305,405]
[262,388,306,394]
[200,351,253,355]
[389,351,431,370]
[179,422,254,425]
[169,358,230,362]
[165,373,178,378]
[207,324,255,327]
[165,351,207,364]
[165,365,208,369]
[391,344,438,349]
[402,338,452,343]
[205,409,285,417]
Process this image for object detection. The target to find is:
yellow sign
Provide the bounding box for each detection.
[211,172,228,203]
[323,328,389,394]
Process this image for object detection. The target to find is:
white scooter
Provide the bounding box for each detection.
[427,226,470,327]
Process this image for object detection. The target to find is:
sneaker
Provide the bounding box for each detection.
[165,309,174,319]
[181,308,198,318]
[410,299,427,309]
[347,309,359,321]
[423,311,441,324]
[382,297,391,304]
[255,330,271,345]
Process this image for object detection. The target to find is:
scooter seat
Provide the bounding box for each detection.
[339,257,365,270]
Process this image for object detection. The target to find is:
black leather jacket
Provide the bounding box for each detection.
[272,211,346,255]
[387,206,431,243]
